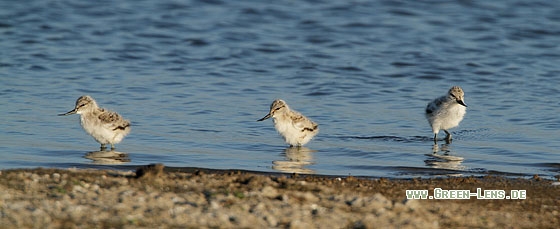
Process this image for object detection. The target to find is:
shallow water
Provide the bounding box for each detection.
[1,0,559,178]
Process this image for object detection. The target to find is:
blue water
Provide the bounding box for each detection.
[1,0,559,178]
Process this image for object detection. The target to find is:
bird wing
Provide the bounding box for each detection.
[426,96,445,114]
[98,109,130,131]
[291,112,318,132]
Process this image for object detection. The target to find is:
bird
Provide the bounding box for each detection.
[257,99,318,147]
[59,95,131,150]
[425,86,467,143]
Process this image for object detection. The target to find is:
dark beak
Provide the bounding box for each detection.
[58,109,77,116]
[257,113,271,121]
[458,100,467,107]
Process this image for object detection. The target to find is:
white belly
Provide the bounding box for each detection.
[427,103,466,133]
[273,117,317,146]
[80,115,126,144]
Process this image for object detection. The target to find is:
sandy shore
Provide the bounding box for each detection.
[1,165,558,228]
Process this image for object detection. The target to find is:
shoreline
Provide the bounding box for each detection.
[6,161,552,180]
[1,165,558,228]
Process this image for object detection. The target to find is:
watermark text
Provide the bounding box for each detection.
[406,188,526,200]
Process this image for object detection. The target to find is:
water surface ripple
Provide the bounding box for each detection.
[1,0,559,178]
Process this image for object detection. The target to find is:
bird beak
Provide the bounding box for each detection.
[458,100,467,107]
[257,113,271,121]
[58,109,77,116]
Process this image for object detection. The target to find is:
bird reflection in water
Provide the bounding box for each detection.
[85,150,130,164]
[424,143,465,171]
[272,147,316,174]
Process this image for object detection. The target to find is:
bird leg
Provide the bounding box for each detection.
[444,130,452,144]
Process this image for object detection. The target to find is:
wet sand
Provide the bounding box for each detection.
[1,165,558,228]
